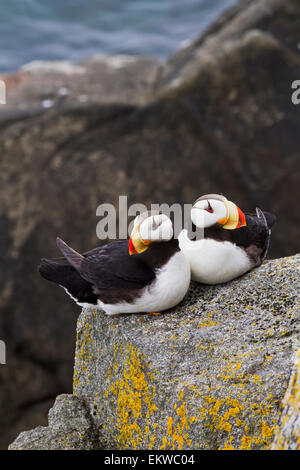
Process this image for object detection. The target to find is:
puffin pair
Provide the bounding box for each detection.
[39,195,275,315]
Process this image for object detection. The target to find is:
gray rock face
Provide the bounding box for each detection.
[9,255,300,450]
[157,0,300,91]
[1,0,300,449]
[9,394,98,450]
[72,255,300,450]
[0,55,161,120]
[271,349,300,450]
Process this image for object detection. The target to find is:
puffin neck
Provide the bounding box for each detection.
[139,238,180,271]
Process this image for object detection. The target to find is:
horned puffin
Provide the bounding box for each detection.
[179,194,276,285]
[39,210,190,315]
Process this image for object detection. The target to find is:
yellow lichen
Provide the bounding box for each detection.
[107,343,157,449]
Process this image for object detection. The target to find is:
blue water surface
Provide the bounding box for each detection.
[0,0,236,73]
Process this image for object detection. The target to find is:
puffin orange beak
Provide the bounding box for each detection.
[129,226,151,255]
[129,237,138,255]
[236,206,247,228]
[220,200,247,230]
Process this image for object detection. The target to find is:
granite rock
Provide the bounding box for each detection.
[271,349,300,450]
[9,255,300,450]
[9,394,98,450]
[72,255,300,450]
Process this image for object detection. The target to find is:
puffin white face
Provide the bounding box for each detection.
[191,199,227,228]
[191,194,247,230]
[129,211,173,255]
[139,214,173,242]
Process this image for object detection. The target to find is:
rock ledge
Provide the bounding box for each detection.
[9,255,300,450]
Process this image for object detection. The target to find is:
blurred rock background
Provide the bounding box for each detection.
[0,0,299,449]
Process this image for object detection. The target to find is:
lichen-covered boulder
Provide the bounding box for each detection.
[73,255,300,450]
[8,255,300,450]
[271,349,300,450]
[9,395,98,450]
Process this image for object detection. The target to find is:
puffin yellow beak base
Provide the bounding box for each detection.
[219,200,247,230]
[129,225,151,255]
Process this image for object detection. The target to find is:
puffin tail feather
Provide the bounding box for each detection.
[38,258,73,284]
[38,258,98,305]
[56,237,84,271]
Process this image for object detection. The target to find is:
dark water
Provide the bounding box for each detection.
[0,0,236,73]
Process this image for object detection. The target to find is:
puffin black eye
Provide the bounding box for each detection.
[152,217,162,230]
[206,201,214,213]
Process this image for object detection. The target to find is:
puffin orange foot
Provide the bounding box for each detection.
[110,313,123,317]
[147,312,161,316]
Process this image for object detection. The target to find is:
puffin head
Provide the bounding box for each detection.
[191,194,247,230]
[129,210,173,255]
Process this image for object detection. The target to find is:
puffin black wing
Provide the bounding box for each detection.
[56,237,155,297]
[38,258,98,305]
